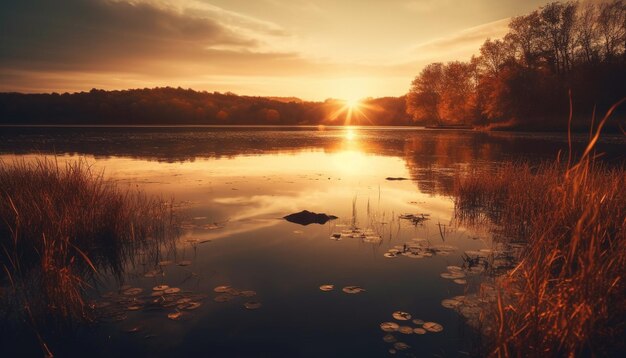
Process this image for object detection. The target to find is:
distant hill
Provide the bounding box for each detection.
[0,87,412,126]
[266,97,304,103]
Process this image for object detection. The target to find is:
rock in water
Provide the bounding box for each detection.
[283,210,338,225]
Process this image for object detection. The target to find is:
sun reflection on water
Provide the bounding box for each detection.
[345,127,356,141]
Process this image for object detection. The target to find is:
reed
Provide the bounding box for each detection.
[454,104,626,356]
[0,158,178,354]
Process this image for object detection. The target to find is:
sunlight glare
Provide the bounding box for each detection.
[345,127,356,141]
[345,97,361,109]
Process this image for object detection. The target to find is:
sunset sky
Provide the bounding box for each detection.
[0,0,553,100]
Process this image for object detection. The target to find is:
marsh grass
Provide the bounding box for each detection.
[0,158,179,355]
[454,103,626,356]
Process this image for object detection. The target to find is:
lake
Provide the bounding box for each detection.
[1,126,624,357]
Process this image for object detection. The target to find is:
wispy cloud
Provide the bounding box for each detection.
[409,18,510,62]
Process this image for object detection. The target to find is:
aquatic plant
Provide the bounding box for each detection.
[453,101,626,356]
[0,159,179,355]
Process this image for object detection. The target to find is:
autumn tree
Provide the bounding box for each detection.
[406,63,444,123]
[439,61,478,124]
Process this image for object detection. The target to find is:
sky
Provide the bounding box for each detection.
[0,0,553,101]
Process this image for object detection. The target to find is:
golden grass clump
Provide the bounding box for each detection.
[0,159,178,330]
[454,107,626,356]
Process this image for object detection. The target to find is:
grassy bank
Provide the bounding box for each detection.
[454,130,625,355]
[0,159,179,355]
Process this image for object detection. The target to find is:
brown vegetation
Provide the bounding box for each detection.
[454,104,626,356]
[0,159,178,354]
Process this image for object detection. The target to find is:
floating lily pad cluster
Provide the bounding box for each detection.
[380,310,444,354]
[213,285,261,309]
[318,284,366,294]
[464,243,525,274]
[92,284,206,324]
[330,227,382,243]
[383,239,458,259]
[179,221,224,231]
[441,283,499,335]
[142,257,197,278]
[440,265,468,284]
[398,213,430,225]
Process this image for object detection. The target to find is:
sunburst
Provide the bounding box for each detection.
[327,98,380,126]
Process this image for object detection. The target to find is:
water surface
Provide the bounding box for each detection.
[1,126,624,357]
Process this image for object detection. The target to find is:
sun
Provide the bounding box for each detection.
[344,97,362,109]
[326,96,377,126]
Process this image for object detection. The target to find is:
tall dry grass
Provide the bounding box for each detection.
[454,103,626,356]
[0,159,179,354]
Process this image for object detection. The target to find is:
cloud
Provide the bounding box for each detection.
[0,0,291,73]
[0,1,515,100]
[409,18,511,62]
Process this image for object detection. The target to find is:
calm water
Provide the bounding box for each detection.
[1,126,624,357]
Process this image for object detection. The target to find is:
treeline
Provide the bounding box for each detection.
[407,0,626,131]
[0,87,411,126]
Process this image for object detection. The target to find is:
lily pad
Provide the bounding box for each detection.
[383,253,398,258]
[164,287,181,294]
[319,285,334,292]
[342,286,365,294]
[392,311,412,321]
[423,322,443,332]
[441,272,466,279]
[380,322,400,332]
[123,288,143,296]
[441,299,462,309]
[244,301,262,310]
[382,334,397,343]
[153,285,170,291]
[393,342,410,350]
[226,288,240,296]
[413,328,426,335]
[213,285,231,293]
[398,326,413,334]
[181,302,202,310]
[412,319,424,325]
[453,279,467,285]
[167,312,182,320]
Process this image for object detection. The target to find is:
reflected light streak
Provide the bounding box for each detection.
[345,127,356,141]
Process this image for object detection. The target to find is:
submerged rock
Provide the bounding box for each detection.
[283,210,338,225]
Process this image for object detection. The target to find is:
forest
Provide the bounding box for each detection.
[0,88,411,126]
[407,0,626,130]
